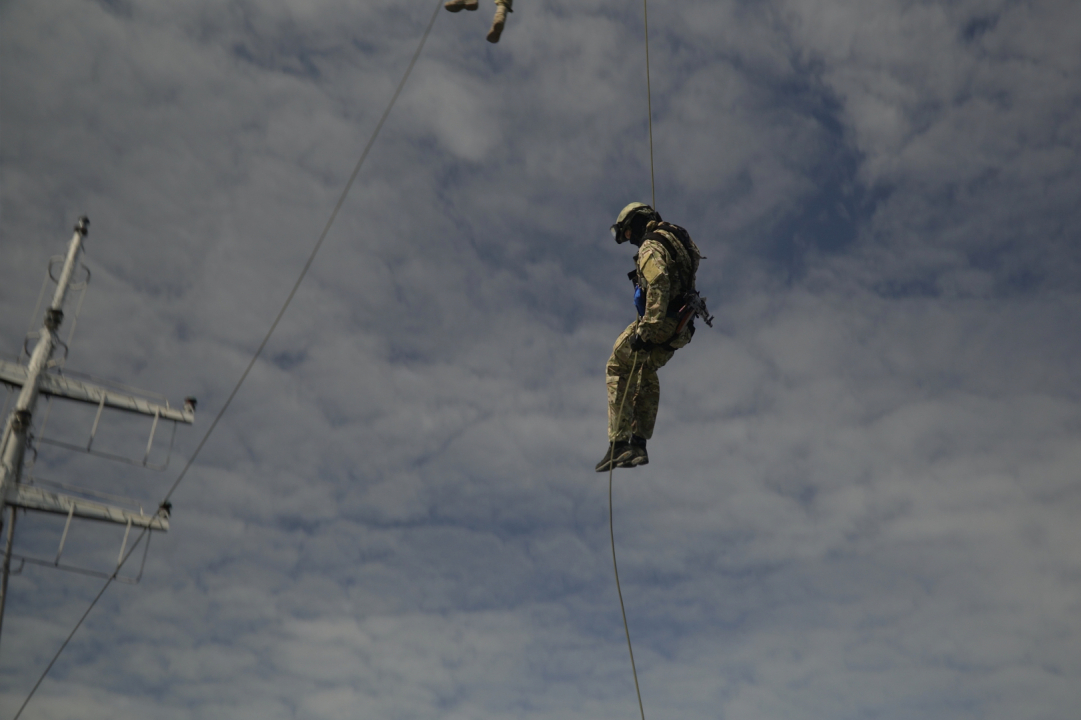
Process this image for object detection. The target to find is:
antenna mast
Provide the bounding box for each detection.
[0,218,195,648]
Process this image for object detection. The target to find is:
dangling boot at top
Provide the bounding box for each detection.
[487,0,512,43]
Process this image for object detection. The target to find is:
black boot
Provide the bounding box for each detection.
[620,435,648,467]
[595,440,633,472]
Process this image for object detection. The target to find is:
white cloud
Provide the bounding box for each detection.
[2,1,1080,719]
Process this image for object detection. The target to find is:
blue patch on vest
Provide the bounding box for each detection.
[634,285,645,316]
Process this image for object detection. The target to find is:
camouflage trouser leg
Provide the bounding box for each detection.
[606,321,676,442]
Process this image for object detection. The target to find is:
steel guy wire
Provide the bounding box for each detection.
[13,2,444,715]
[163,0,442,507]
[12,529,150,720]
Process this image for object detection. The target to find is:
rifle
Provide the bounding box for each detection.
[674,290,714,333]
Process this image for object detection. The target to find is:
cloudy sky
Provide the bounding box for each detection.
[1,0,1080,717]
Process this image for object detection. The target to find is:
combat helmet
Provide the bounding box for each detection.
[611,202,661,244]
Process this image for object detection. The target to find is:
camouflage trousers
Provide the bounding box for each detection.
[606,318,678,442]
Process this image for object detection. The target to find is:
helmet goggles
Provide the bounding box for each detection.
[611,202,657,244]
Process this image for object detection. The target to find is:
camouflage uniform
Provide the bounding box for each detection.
[606,222,700,442]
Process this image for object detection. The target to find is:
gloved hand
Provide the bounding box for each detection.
[629,334,651,352]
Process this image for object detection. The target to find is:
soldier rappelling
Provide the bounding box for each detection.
[443,0,513,44]
[596,203,713,472]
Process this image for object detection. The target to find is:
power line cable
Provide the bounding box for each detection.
[12,3,444,715]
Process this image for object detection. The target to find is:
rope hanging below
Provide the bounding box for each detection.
[609,347,647,720]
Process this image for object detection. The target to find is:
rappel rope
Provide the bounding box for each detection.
[12,3,445,716]
[607,2,657,719]
[643,0,656,211]
[608,343,647,720]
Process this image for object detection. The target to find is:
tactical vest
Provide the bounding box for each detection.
[638,222,702,316]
